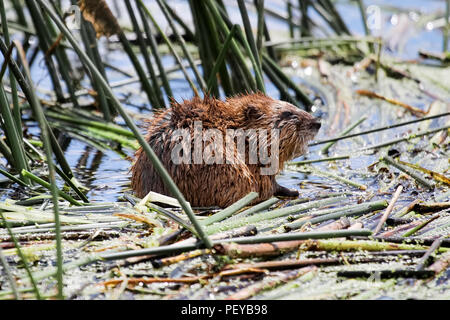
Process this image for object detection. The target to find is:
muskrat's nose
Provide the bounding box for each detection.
[310,121,321,131]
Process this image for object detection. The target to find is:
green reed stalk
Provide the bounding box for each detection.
[149,203,196,234]
[53,166,89,203]
[137,0,199,96]
[25,0,64,101]
[356,0,374,53]
[268,36,378,49]
[219,229,372,244]
[0,212,41,299]
[237,0,263,70]
[0,85,30,179]
[46,110,134,137]
[41,9,80,109]
[262,53,313,109]
[136,2,172,99]
[37,0,212,248]
[402,215,440,238]
[0,44,77,183]
[299,0,311,36]
[296,166,368,190]
[287,1,295,38]
[208,2,254,92]
[206,24,239,91]
[323,0,350,34]
[0,137,14,165]
[256,0,265,54]
[156,0,207,92]
[204,0,258,91]
[163,0,195,40]
[261,59,302,106]
[189,0,215,95]
[0,1,21,141]
[358,125,450,152]
[236,27,266,93]
[118,32,160,108]
[192,0,234,95]
[78,18,112,121]
[124,0,165,107]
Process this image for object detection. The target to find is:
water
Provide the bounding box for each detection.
[3,0,448,203]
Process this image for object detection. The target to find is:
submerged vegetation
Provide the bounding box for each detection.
[0,0,449,300]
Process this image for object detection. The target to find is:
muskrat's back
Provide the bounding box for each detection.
[131,93,320,207]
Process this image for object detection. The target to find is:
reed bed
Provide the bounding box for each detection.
[0,0,449,300]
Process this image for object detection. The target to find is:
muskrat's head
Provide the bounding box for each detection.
[231,94,320,167]
[270,100,321,162]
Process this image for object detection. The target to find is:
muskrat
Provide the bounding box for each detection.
[131,93,321,208]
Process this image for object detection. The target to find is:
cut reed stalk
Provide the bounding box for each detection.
[381,156,434,190]
[373,185,403,234]
[358,125,450,152]
[296,166,367,190]
[309,112,450,146]
[416,237,443,271]
[205,196,346,235]
[232,197,279,220]
[401,214,441,238]
[289,155,350,165]
[0,167,27,187]
[201,192,259,226]
[284,200,388,231]
[148,203,195,234]
[321,116,367,153]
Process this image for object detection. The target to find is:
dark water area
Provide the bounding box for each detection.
[3,0,448,203]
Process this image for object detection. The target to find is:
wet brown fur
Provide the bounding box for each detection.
[131,93,320,208]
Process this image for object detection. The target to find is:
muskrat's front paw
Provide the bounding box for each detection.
[274,185,299,198]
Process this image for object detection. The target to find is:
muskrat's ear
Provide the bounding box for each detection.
[244,104,263,121]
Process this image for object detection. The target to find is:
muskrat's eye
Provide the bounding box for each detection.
[280,111,294,120]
